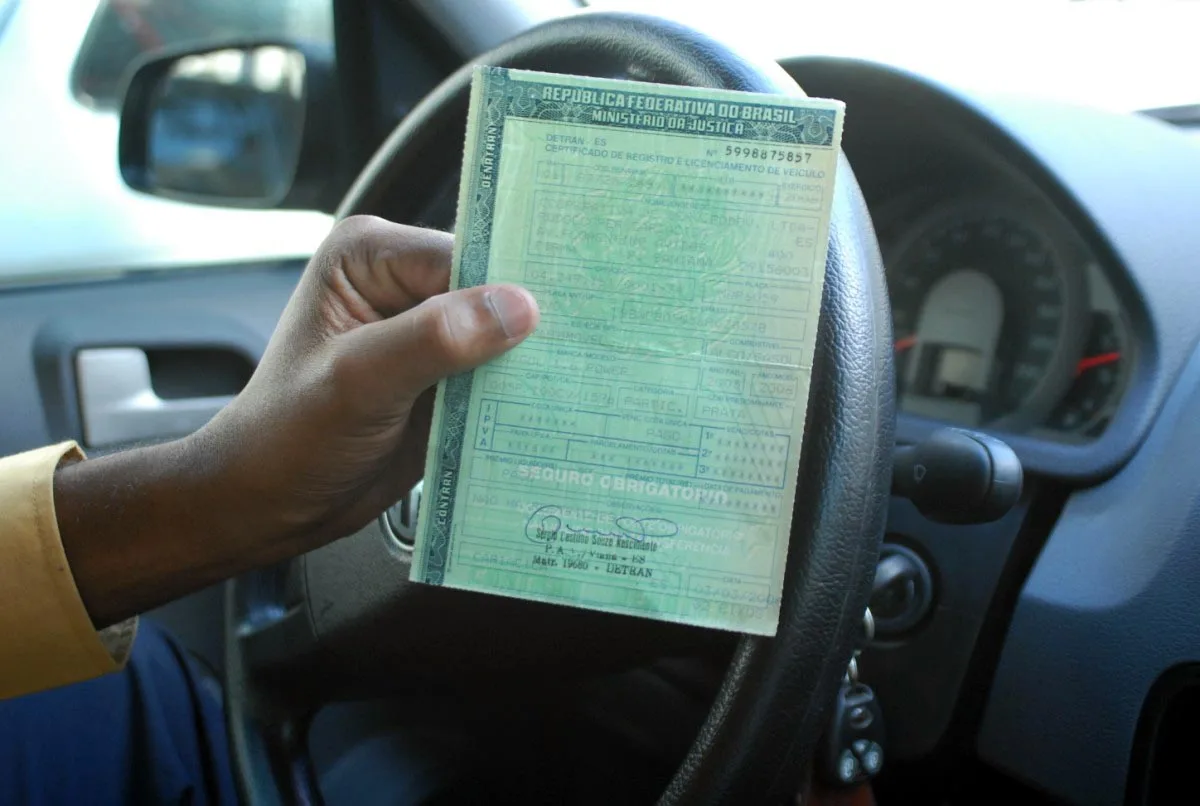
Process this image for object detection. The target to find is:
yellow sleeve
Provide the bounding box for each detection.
[0,442,137,699]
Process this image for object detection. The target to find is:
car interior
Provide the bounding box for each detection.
[2,0,1199,804]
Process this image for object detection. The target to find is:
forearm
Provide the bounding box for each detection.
[53,435,287,629]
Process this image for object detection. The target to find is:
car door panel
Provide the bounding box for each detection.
[1,260,306,674]
[2,261,303,457]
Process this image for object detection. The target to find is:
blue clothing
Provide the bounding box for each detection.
[0,621,236,805]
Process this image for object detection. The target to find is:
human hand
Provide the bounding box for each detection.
[199,215,539,554]
[58,216,537,626]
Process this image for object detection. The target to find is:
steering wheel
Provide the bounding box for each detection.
[225,11,893,805]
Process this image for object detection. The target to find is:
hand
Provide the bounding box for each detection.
[56,216,539,626]
[198,215,539,554]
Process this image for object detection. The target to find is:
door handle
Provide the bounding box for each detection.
[76,347,235,448]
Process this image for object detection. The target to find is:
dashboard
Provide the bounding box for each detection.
[780,56,1200,806]
[877,185,1132,443]
[780,56,1171,487]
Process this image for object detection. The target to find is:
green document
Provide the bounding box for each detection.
[411,66,845,635]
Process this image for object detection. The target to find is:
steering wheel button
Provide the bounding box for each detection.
[860,743,884,775]
[837,750,860,783]
[848,706,874,730]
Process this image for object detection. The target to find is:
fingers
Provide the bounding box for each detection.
[335,283,539,405]
[317,215,455,317]
[308,216,539,409]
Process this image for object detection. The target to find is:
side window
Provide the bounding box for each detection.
[71,0,334,111]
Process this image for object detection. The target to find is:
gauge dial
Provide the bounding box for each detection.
[889,205,1086,428]
[1046,312,1129,435]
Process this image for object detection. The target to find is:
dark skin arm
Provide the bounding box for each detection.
[54,216,539,629]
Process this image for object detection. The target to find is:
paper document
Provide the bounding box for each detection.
[410,66,844,635]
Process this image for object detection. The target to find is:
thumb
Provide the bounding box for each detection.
[337,283,539,404]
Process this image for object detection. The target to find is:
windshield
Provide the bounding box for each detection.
[588,0,1200,114]
[0,0,15,40]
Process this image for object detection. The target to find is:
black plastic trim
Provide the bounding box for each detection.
[1126,664,1200,806]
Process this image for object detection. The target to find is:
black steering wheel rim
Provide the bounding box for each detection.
[228,11,893,806]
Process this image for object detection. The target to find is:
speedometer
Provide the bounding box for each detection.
[888,202,1087,429]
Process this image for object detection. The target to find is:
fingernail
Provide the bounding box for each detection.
[485,286,537,339]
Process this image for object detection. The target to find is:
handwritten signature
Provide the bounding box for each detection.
[524,504,678,543]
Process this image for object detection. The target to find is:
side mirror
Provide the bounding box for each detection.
[118,42,345,212]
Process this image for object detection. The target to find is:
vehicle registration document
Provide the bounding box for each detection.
[411,66,845,635]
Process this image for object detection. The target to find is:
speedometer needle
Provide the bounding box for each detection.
[1076,351,1120,376]
[895,335,918,352]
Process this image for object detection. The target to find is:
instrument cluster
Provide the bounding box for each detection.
[878,189,1132,442]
